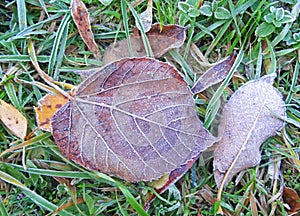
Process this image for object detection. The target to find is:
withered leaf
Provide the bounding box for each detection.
[0,99,27,139]
[283,187,300,214]
[35,93,70,131]
[214,74,286,188]
[51,57,217,182]
[103,24,186,65]
[191,52,237,94]
[136,0,153,32]
[71,0,101,59]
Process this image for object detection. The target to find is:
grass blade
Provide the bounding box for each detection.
[0,133,52,157]
[54,18,71,79]
[3,163,92,178]
[0,170,73,216]
[121,0,133,57]
[266,38,276,75]
[0,55,49,62]
[38,0,49,16]
[127,1,153,57]
[228,0,240,37]
[10,13,64,41]
[255,41,263,79]
[204,50,244,128]
[16,0,27,31]
[48,14,71,77]
[4,82,20,110]
[168,50,194,86]
[0,197,8,216]
[93,172,149,216]
[193,20,226,42]
[205,20,232,57]
[286,61,299,104]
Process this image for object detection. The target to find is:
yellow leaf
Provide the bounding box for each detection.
[35,93,69,131]
[0,99,27,139]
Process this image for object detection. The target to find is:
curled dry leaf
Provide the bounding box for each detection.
[214,74,286,188]
[283,187,300,214]
[50,57,217,182]
[136,0,153,32]
[71,0,101,59]
[35,93,70,131]
[191,52,237,94]
[103,23,186,65]
[0,99,27,139]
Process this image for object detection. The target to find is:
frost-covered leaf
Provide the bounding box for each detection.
[35,93,69,131]
[188,8,200,18]
[214,7,231,20]
[275,8,285,21]
[71,0,101,59]
[0,99,27,139]
[178,2,190,13]
[214,74,286,188]
[51,57,217,182]
[136,0,153,32]
[191,52,237,94]
[103,24,186,65]
[199,4,212,16]
[255,22,275,37]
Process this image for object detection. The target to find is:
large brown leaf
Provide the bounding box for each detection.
[51,57,217,182]
[214,74,286,188]
[103,24,186,65]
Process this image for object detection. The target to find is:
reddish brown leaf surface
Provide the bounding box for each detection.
[103,24,186,65]
[214,74,286,188]
[283,187,300,215]
[71,0,101,59]
[191,52,237,94]
[51,57,217,182]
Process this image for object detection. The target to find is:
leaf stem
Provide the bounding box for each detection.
[216,97,265,214]
[28,40,74,99]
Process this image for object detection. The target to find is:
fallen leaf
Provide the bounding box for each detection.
[51,57,217,182]
[283,187,300,215]
[191,52,237,94]
[144,150,206,210]
[35,93,70,131]
[136,0,153,32]
[214,74,286,188]
[71,0,101,59]
[103,23,186,65]
[0,99,27,139]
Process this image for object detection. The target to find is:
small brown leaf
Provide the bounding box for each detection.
[0,99,27,139]
[35,93,70,131]
[71,0,101,59]
[103,24,186,65]
[51,57,217,182]
[191,52,237,94]
[283,187,300,215]
[214,74,286,188]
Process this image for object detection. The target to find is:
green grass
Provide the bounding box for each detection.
[0,0,299,215]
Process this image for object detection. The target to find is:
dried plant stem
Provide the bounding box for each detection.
[216,109,263,214]
[28,40,74,100]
